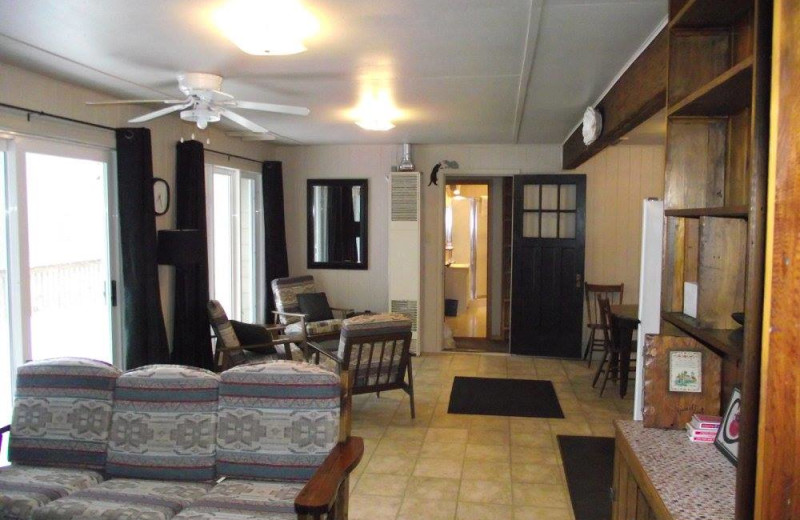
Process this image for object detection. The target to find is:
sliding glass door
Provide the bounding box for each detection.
[206,164,264,323]
[0,137,120,444]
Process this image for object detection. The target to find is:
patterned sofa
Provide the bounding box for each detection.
[0,357,363,520]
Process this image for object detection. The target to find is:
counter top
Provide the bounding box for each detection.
[615,420,735,520]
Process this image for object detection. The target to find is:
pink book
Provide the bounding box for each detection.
[690,414,722,431]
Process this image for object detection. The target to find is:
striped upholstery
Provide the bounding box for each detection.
[285,318,342,337]
[338,313,412,386]
[174,479,302,519]
[208,300,242,348]
[106,365,220,481]
[271,276,317,325]
[0,466,104,520]
[30,478,213,520]
[9,357,121,470]
[216,361,340,482]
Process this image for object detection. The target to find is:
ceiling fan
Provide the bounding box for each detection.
[87,73,310,134]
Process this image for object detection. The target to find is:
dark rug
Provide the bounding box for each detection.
[447,376,564,418]
[557,435,615,520]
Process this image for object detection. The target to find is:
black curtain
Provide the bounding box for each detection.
[262,161,289,317]
[326,186,358,263]
[115,128,170,369]
[171,140,213,369]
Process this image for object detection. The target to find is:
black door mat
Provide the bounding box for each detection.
[447,376,564,418]
[557,435,615,520]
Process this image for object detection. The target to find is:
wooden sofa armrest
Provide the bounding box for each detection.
[305,341,343,365]
[294,436,364,519]
[0,424,9,453]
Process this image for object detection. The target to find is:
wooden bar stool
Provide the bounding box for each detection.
[583,282,624,367]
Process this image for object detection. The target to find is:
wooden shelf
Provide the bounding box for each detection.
[669,57,753,116]
[662,312,743,359]
[670,0,752,29]
[665,205,749,218]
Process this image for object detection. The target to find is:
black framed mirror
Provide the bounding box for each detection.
[307,179,368,269]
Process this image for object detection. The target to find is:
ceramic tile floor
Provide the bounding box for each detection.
[347,352,634,520]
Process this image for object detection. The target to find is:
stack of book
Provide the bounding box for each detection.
[685,414,722,443]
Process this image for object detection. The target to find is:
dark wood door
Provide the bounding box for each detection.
[510,175,586,357]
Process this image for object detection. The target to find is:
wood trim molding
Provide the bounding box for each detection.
[562,27,668,170]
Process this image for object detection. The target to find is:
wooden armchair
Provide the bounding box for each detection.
[307,312,416,419]
[271,275,353,342]
[207,299,306,371]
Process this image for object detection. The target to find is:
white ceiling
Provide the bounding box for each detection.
[0,0,666,145]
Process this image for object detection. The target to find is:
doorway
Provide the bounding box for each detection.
[443,177,510,353]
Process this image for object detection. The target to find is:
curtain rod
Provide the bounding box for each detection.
[0,102,116,132]
[205,148,263,165]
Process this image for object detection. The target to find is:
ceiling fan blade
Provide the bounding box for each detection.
[86,99,186,105]
[231,100,310,116]
[226,132,276,141]
[220,109,268,133]
[128,101,194,123]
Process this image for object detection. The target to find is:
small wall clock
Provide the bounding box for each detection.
[153,178,170,216]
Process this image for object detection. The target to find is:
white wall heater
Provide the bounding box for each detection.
[388,172,421,355]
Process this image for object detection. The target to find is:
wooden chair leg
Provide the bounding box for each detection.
[586,328,598,367]
[592,349,609,387]
[407,361,416,419]
[582,329,594,360]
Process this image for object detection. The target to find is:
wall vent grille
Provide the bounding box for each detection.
[391,175,419,222]
[390,299,418,332]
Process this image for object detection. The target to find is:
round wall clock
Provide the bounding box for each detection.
[153,178,170,216]
[582,106,603,146]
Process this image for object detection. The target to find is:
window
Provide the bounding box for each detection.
[206,164,264,323]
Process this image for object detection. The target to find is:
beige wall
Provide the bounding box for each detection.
[276,143,665,353]
[0,63,275,348]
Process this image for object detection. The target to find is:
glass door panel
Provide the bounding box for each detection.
[0,149,10,464]
[24,152,113,363]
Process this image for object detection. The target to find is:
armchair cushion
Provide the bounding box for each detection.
[106,365,220,481]
[173,479,304,519]
[271,276,317,325]
[9,357,121,470]
[30,478,213,520]
[216,361,340,482]
[229,321,277,355]
[285,319,342,338]
[296,292,334,322]
[0,466,104,520]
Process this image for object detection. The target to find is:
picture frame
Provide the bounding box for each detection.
[668,350,702,393]
[153,177,170,216]
[715,386,741,465]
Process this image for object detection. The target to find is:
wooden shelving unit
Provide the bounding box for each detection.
[653,1,770,519]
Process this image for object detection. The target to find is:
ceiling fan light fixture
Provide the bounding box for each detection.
[181,106,221,129]
[215,0,320,56]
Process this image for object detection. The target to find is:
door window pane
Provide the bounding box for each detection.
[541,212,558,238]
[239,177,256,323]
[25,153,112,362]
[212,172,234,315]
[522,212,539,238]
[523,185,539,210]
[559,184,577,210]
[541,185,559,210]
[559,213,576,238]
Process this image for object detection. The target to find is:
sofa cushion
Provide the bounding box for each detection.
[173,479,303,519]
[106,365,220,481]
[9,357,121,470]
[217,361,340,482]
[0,465,104,520]
[30,478,213,520]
